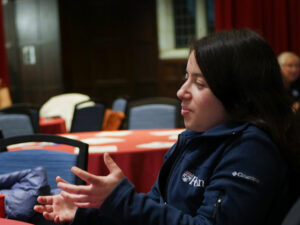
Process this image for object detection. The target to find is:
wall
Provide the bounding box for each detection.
[3,0,63,105]
[4,0,185,107]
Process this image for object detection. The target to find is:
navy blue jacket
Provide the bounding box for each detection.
[71,121,290,225]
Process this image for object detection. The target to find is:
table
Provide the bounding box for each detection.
[39,117,67,134]
[0,218,33,225]
[8,129,184,193]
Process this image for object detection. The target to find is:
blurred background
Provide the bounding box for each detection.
[1,0,300,108]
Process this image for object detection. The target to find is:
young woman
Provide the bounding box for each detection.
[34,29,298,225]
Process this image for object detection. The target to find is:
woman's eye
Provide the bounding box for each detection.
[195,80,205,87]
[196,83,204,87]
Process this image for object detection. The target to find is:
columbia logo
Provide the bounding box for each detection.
[232,171,260,183]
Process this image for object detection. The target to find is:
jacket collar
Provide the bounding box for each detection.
[182,121,250,139]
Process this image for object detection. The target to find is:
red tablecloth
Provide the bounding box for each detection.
[8,129,184,193]
[0,218,33,225]
[39,117,67,134]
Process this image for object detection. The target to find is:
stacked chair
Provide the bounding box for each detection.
[39,93,91,132]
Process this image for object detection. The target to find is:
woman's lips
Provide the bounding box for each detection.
[181,106,191,115]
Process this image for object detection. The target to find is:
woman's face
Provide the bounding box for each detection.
[177,51,228,132]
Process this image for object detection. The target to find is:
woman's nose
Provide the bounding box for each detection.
[177,87,183,100]
[177,82,190,100]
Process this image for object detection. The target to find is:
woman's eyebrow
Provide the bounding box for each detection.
[185,70,205,79]
[185,70,203,77]
[191,73,204,78]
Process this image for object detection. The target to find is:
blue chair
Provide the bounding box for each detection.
[0,113,34,138]
[70,100,106,132]
[126,97,181,130]
[0,134,88,191]
[112,97,128,113]
[0,103,40,133]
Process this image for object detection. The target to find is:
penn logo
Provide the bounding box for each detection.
[182,171,205,187]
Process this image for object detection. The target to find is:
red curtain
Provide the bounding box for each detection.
[215,0,300,56]
[0,3,9,87]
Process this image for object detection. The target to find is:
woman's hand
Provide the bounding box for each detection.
[58,152,125,208]
[34,177,78,224]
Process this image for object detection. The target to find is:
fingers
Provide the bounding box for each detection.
[43,212,57,222]
[37,196,54,205]
[104,152,121,174]
[43,212,63,224]
[71,166,100,185]
[60,191,89,203]
[57,181,90,195]
[56,176,69,184]
[34,205,53,213]
[54,215,62,224]
[73,202,92,208]
[57,175,90,195]
[34,204,57,222]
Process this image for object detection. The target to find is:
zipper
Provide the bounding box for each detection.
[159,131,209,203]
[212,196,222,223]
[159,133,186,203]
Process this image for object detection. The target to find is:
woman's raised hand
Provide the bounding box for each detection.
[34,152,124,223]
[34,177,78,224]
[58,152,125,208]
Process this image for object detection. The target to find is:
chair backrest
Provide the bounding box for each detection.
[39,93,91,131]
[71,100,106,133]
[112,97,127,113]
[0,103,40,133]
[0,113,34,138]
[126,97,180,130]
[281,197,300,225]
[0,134,88,190]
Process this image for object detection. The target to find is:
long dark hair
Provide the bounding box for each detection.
[192,29,299,170]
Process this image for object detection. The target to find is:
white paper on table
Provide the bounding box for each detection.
[74,145,118,154]
[8,142,54,149]
[168,135,179,140]
[8,142,39,148]
[149,129,185,136]
[60,134,79,140]
[136,141,175,149]
[96,131,132,137]
[81,137,124,145]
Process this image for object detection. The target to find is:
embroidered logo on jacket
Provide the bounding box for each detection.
[182,171,205,187]
[232,171,260,183]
